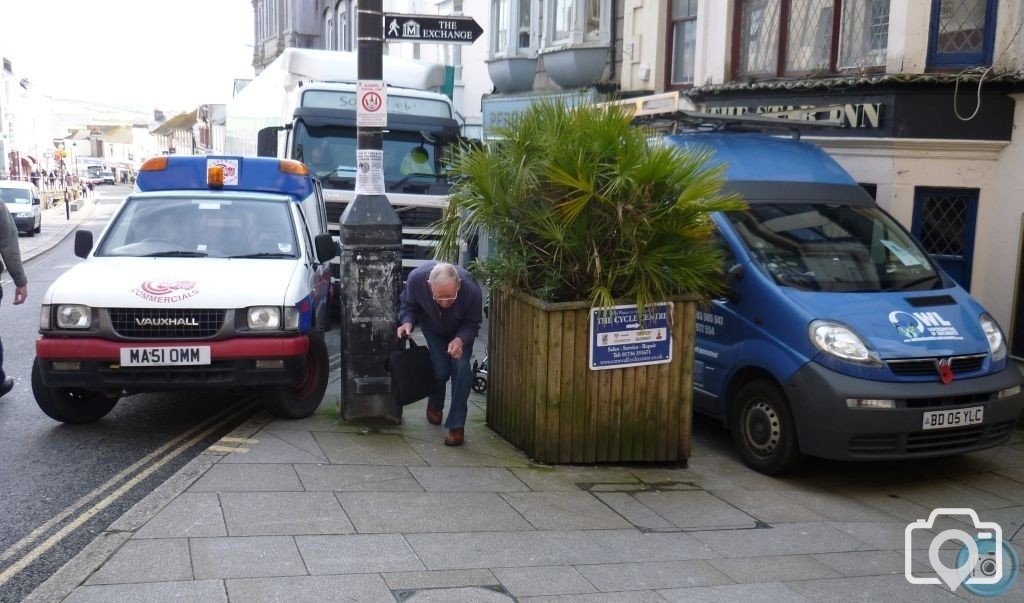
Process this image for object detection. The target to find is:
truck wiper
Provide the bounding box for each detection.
[226,252,294,258]
[144,250,208,257]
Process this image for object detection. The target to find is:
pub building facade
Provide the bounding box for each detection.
[479,1,1024,358]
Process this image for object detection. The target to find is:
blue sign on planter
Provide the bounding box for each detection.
[589,303,672,370]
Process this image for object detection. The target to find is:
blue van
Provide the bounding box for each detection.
[666,132,1024,474]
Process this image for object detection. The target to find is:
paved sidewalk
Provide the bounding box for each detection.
[26,376,1024,602]
[17,194,97,264]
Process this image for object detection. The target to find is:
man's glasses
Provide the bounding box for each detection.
[432,292,459,303]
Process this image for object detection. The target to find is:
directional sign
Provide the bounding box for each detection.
[384,13,483,45]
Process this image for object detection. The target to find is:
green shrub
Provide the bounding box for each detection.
[434,100,746,314]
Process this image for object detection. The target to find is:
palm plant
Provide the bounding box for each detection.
[434,100,746,314]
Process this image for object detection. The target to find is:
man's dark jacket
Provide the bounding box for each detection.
[399,261,482,349]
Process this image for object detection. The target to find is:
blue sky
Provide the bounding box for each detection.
[1,0,254,111]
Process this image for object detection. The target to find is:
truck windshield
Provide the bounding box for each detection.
[96,197,298,259]
[293,123,449,192]
[727,203,941,292]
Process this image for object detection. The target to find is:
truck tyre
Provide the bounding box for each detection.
[730,379,803,475]
[262,331,329,419]
[31,359,119,424]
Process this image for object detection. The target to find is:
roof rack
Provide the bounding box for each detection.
[595,91,841,139]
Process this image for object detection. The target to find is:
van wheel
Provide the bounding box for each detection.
[34,219,41,234]
[32,359,119,423]
[26,227,34,237]
[261,331,329,419]
[730,380,803,475]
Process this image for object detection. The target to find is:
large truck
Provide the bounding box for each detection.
[225,48,463,280]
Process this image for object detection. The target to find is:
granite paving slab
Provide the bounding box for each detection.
[314,432,428,466]
[295,534,425,574]
[404,531,611,569]
[491,565,597,597]
[774,489,900,522]
[402,586,513,602]
[656,582,811,602]
[951,471,1024,505]
[216,431,328,464]
[84,538,192,585]
[409,466,530,492]
[689,523,865,558]
[593,492,676,530]
[220,491,355,536]
[133,493,227,539]
[706,554,842,583]
[574,560,732,591]
[499,492,633,530]
[382,569,499,591]
[337,491,534,533]
[881,479,1018,512]
[225,574,395,602]
[708,487,824,523]
[402,434,531,467]
[519,590,666,602]
[190,536,307,579]
[811,550,930,578]
[782,573,966,602]
[63,580,227,603]
[630,490,757,530]
[294,464,422,491]
[187,463,303,492]
[578,529,722,562]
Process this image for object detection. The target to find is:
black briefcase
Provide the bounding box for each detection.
[388,338,438,406]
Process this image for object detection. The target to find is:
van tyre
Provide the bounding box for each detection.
[261,331,329,419]
[730,380,803,475]
[31,359,119,424]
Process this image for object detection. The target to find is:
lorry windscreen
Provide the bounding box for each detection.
[727,203,940,293]
[97,197,298,259]
[293,124,449,191]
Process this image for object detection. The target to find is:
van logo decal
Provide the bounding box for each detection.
[937,358,955,384]
[132,280,200,304]
[889,311,962,343]
[134,317,200,327]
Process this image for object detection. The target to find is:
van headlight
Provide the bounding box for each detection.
[979,313,1006,361]
[55,305,91,329]
[15,211,32,218]
[247,306,281,330]
[809,320,881,365]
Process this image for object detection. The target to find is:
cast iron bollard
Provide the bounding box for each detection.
[339,197,402,423]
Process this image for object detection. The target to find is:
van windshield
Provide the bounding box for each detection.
[97,197,298,259]
[727,203,940,292]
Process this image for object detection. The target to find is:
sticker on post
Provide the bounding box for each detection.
[355,149,385,195]
[356,80,387,128]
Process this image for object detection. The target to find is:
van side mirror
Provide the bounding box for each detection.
[722,263,744,304]
[727,263,745,281]
[256,127,282,157]
[32,197,40,206]
[74,230,94,259]
[315,234,338,263]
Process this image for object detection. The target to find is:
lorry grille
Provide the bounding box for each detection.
[109,308,225,339]
[886,354,986,377]
[847,421,1014,456]
[325,203,442,230]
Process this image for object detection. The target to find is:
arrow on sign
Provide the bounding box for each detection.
[384,13,484,45]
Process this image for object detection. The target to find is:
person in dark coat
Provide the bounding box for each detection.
[0,201,28,398]
[397,261,482,446]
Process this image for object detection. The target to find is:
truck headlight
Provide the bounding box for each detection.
[247,306,281,330]
[809,320,881,365]
[979,313,1006,361]
[56,304,91,329]
[16,211,32,218]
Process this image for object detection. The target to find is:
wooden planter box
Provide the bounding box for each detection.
[487,289,698,464]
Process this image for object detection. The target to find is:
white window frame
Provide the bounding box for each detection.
[490,0,539,59]
[324,9,334,50]
[336,1,349,51]
[544,0,610,50]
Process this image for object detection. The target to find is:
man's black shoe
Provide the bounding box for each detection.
[0,378,13,399]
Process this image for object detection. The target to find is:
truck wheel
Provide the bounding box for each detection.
[730,380,803,475]
[31,359,119,424]
[262,331,329,419]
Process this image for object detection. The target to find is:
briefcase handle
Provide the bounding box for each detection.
[384,336,422,372]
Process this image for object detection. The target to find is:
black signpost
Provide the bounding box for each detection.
[383,13,483,45]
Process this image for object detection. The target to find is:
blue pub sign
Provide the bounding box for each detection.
[589,303,673,370]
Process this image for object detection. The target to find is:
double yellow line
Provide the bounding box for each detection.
[0,399,257,586]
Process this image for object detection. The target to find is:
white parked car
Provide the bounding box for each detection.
[0,180,42,236]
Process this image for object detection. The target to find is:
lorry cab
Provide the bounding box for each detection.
[665,131,1024,474]
[33,156,338,423]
